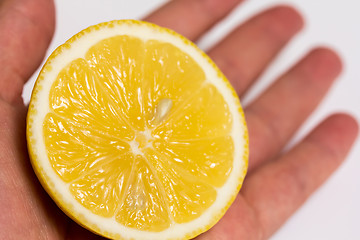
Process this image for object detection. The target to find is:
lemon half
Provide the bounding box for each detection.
[27,20,248,240]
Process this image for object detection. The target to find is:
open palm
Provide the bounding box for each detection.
[0,0,357,239]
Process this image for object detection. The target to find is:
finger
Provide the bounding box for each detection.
[241,114,358,239]
[245,48,343,171]
[0,99,68,238]
[208,6,303,95]
[0,0,55,104]
[144,0,243,41]
[195,195,261,240]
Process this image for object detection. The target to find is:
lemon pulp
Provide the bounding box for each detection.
[43,35,234,231]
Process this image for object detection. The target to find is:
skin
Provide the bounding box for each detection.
[0,0,358,239]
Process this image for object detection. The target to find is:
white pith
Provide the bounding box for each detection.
[28,21,247,240]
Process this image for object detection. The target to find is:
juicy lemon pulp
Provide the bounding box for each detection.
[43,35,234,231]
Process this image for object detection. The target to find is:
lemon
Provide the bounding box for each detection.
[27,20,248,240]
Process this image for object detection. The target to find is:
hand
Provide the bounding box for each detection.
[0,0,357,239]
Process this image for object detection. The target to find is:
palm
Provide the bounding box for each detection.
[0,0,357,239]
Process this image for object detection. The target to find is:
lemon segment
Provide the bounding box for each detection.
[69,152,134,218]
[43,113,131,182]
[145,148,217,223]
[85,36,146,130]
[142,40,206,128]
[115,155,171,231]
[152,136,234,188]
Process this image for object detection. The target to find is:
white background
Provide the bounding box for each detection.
[23,0,360,239]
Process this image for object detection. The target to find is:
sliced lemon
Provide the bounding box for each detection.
[27,20,248,240]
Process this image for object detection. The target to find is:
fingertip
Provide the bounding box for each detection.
[326,113,359,142]
[264,5,305,38]
[309,113,359,163]
[274,5,305,28]
[306,47,343,80]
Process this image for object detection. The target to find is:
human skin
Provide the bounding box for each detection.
[0,0,358,239]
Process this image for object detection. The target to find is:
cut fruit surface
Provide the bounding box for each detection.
[27,20,248,240]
